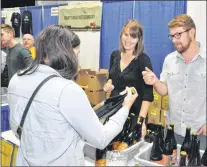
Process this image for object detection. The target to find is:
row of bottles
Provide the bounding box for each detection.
[180,127,204,166]
[179,147,207,166]
[150,123,177,166]
[150,124,207,166]
[95,113,144,166]
[112,113,144,152]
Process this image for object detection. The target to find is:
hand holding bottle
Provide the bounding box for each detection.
[142,67,159,85]
[122,87,138,110]
[103,79,114,93]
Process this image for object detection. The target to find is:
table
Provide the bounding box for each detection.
[2,130,152,166]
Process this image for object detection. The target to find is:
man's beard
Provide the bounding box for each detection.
[175,39,192,54]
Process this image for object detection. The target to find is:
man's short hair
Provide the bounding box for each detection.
[1,24,15,38]
[168,14,196,30]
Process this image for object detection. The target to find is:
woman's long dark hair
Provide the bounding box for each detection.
[18,25,78,80]
[64,26,80,48]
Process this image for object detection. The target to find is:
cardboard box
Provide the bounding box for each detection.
[1,139,18,166]
[99,69,109,79]
[76,69,91,86]
[81,87,89,97]
[149,92,162,110]
[147,108,161,125]
[87,73,107,91]
[86,90,106,105]
[160,109,168,127]
[161,95,169,110]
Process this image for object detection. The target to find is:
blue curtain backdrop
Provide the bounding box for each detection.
[100,1,134,69]
[100,0,187,77]
[43,4,67,29]
[20,4,67,38]
[134,1,187,77]
[20,6,43,38]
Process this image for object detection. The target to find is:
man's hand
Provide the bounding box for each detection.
[142,67,159,85]
[197,124,207,136]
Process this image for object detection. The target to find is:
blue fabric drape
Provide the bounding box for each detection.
[100,1,134,69]
[100,1,187,77]
[134,1,187,77]
[43,4,67,29]
[20,6,43,38]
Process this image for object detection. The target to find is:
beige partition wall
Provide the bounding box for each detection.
[187,1,206,48]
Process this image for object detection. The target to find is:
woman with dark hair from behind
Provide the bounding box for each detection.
[65,26,80,56]
[7,25,138,166]
[65,26,81,71]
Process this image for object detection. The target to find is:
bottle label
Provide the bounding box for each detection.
[172,149,177,165]
[95,159,106,166]
[163,154,172,166]
[117,142,128,152]
[113,141,120,150]
[186,154,189,166]
[151,158,164,165]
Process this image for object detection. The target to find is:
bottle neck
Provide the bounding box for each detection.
[185,129,191,139]
[180,155,186,165]
[165,129,172,141]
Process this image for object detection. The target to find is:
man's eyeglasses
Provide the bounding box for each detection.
[168,29,191,40]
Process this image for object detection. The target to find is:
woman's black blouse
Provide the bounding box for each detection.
[108,50,154,115]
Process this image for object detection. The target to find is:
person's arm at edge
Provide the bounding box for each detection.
[59,83,130,150]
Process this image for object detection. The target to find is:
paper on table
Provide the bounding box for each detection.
[1,130,20,146]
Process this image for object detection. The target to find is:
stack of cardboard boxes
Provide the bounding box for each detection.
[76,69,109,105]
[147,89,169,127]
[147,89,162,125]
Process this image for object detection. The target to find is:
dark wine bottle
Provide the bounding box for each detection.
[157,122,164,153]
[169,123,177,165]
[188,139,201,166]
[133,122,142,144]
[188,132,198,161]
[129,113,138,132]
[179,151,187,166]
[95,148,107,166]
[132,116,145,144]
[181,126,191,158]
[144,129,152,143]
[118,117,131,142]
[117,129,135,151]
[201,147,207,166]
[113,117,130,150]
[150,131,155,143]
[156,122,164,138]
[191,132,198,142]
[150,132,164,165]
[163,126,173,166]
[117,116,136,151]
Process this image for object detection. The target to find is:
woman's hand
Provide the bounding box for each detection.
[141,123,147,137]
[103,79,114,93]
[122,87,138,110]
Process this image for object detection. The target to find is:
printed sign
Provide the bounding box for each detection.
[59,2,102,29]
[51,7,59,16]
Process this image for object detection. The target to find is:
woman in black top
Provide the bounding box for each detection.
[103,20,154,135]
